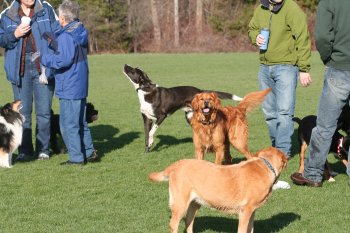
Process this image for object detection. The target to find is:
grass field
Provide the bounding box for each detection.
[0,53,349,233]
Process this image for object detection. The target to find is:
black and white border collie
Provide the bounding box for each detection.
[123,64,242,152]
[0,100,24,168]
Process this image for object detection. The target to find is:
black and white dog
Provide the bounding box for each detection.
[0,100,24,168]
[50,102,99,154]
[123,64,242,152]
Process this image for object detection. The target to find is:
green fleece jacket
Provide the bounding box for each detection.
[248,0,311,72]
[314,0,350,70]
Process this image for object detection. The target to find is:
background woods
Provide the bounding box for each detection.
[0,0,317,54]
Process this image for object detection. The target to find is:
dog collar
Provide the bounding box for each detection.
[260,157,277,180]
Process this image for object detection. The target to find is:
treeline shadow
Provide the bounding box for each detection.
[193,212,300,233]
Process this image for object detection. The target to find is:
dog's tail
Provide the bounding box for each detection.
[237,88,272,113]
[148,161,181,183]
[203,90,243,101]
[292,117,301,125]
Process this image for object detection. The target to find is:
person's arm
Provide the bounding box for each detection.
[248,7,261,46]
[0,18,20,49]
[41,33,75,70]
[314,0,333,65]
[287,6,311,73]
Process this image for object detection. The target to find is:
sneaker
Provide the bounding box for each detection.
[272,180,291,190]
[16,154,31,162]
[86,150,99,162]
[38,153,50,160]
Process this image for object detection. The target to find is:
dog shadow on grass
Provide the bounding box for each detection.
[194,212,300,233]
[90,124,140,157]
[152,135,193,152]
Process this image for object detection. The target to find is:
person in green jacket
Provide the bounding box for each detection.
[291,0,350,188]
[248,0,312,159]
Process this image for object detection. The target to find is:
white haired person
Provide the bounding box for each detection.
[41,0,98,165]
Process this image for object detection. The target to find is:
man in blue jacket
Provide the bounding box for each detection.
[291,0,350,187]
[41,0,97,165]
[0,0,60,161]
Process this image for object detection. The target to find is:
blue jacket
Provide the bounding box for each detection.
[0,0,60,85]
[41,20,89,99]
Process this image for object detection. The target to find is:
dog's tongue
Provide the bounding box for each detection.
[203,108,210,113]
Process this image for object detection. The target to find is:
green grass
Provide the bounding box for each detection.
[0,53,349,233]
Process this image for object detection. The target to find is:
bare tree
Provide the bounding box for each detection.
[174,0,179,47]
[150,0,161,50]
[196,0,203,34]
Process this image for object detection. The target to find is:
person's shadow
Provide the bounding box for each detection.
[193,212,300,233]
[90,124,140,158]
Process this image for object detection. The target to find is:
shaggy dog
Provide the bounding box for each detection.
[190,88,271,164]
[0,100,24,168]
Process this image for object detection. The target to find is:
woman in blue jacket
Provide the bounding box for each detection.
[41,0,97,165]
[0,0,60,161]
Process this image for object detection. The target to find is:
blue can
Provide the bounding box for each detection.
[259,28,270,51]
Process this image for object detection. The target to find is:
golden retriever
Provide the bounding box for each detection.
[149,146,288,233]
[190,88,271,164]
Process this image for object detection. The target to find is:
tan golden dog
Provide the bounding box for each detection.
[190,88,271,164]
[149,146,288,233]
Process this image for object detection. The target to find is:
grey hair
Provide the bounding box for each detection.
[58,0,80,23]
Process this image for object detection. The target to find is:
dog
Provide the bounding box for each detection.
[50,102,99,154]
[190,88,271,164]
[149,146,287,233]
[123,64,243,152]
[293,115,349,181]
[0,100,24,168]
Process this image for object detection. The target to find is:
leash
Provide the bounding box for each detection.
[260,157,277,181]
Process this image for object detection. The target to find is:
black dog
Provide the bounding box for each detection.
[293,111,350,181]
[50,102,99,154]
[123,64,243,152]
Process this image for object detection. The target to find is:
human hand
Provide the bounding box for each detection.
[39,66,48,85]
[299,72,312,87]
[256,34,266,47]
[14,24,31,38]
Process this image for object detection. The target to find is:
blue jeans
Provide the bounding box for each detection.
[12,53,54,156]
[59,98,94,163]
[258,64,298,157]
[304,67,350,183]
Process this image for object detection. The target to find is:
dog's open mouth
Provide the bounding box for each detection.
[202,107,212,116]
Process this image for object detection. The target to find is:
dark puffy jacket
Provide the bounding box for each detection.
[0,0,60,85]
[41,20,89,99]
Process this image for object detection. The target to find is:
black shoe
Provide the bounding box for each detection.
[16,154,32,162]
[290,172,322,187]
[60,160,86,165]
[86,150,99,162]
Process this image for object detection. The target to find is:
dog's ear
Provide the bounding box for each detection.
[191,94,200,111]
[212,92,221,109]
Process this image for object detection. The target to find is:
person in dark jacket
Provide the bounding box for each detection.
[291,0,350,187]
[0,0,60,161]
[41,0,97,165]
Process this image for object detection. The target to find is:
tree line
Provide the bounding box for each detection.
[1,0,318,54]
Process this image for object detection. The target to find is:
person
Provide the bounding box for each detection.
[40,0,97,165]
[291,0,350,187]
[0,0,60,161]
[248,0,312,158]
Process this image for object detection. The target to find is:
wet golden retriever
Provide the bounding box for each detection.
[149,146,288,233]
[190,88,271,164]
